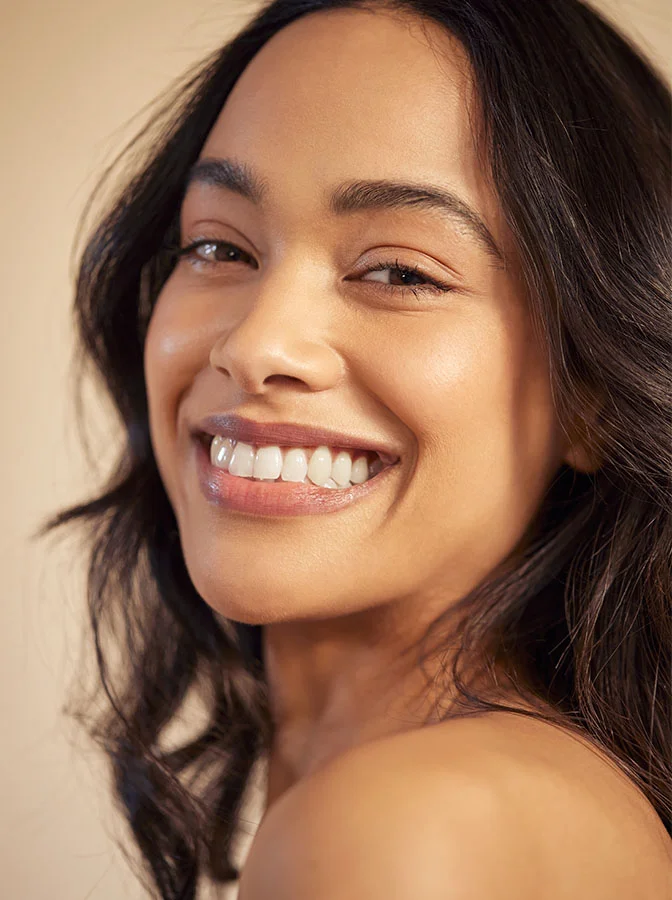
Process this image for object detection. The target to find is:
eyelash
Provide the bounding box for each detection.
[173,238,455,300]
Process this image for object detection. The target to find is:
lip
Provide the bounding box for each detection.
[193,434,399,517]
[191,413,401,466]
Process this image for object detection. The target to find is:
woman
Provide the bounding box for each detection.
[40,0,671,897]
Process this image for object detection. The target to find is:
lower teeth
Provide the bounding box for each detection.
[236,475,358,489]
[230,463,385,489]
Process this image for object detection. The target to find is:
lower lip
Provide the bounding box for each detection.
[193,437,399,517]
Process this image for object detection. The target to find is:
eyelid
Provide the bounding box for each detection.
[355,244,461,280]
[351,257,453,290]
[177,236,258,267]
[180,221,261,258]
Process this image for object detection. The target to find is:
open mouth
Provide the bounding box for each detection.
[197,431,396,490]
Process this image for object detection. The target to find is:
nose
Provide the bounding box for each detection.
[208,261,345,396]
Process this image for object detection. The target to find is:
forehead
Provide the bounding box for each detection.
[197,7,502,239]
[202,9,482,185]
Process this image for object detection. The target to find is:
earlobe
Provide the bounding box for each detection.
[562,440,602,474]
[561,395,604,474]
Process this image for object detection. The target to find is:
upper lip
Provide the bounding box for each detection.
[192,414,401,466]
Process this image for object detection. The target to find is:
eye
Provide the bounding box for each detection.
[357,258,455,299]
[171,239,455,301]
[176,238,258,271]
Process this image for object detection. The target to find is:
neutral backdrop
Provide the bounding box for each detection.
[2,2,669,898]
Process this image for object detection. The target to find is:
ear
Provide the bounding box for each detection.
[561,391,604,475]
[563,438,602,474]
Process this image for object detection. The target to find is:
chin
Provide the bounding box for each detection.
[184,570,311,625]
[208,602,329,627]
[193,575,369,628]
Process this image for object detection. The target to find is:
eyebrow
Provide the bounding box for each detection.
[184,157,505,264]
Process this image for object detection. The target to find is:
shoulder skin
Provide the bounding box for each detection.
[237,712,672,900]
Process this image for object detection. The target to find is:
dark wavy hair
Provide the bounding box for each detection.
[36,0,671,896]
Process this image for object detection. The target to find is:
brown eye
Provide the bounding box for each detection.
[358,258,455,299]
[178,239,258,269]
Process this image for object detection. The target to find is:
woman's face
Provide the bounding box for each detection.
[144,8,575,627]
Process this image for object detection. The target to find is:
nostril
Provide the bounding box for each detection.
[263,374,307,388]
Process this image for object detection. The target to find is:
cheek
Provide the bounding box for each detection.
[143,284,213,499]
[372,309,512,449]
[370,304,560,531]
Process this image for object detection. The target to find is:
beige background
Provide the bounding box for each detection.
[1,2,669,898]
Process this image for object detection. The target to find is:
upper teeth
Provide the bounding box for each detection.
[209,437,384,488]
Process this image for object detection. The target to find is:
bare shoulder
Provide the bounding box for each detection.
[238,712,672,900]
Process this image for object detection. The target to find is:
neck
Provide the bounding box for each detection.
[259,603,486,813]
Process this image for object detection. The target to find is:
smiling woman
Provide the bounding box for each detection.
[38,1,671,899]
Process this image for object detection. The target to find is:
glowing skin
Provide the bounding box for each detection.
[144,9,592,803]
